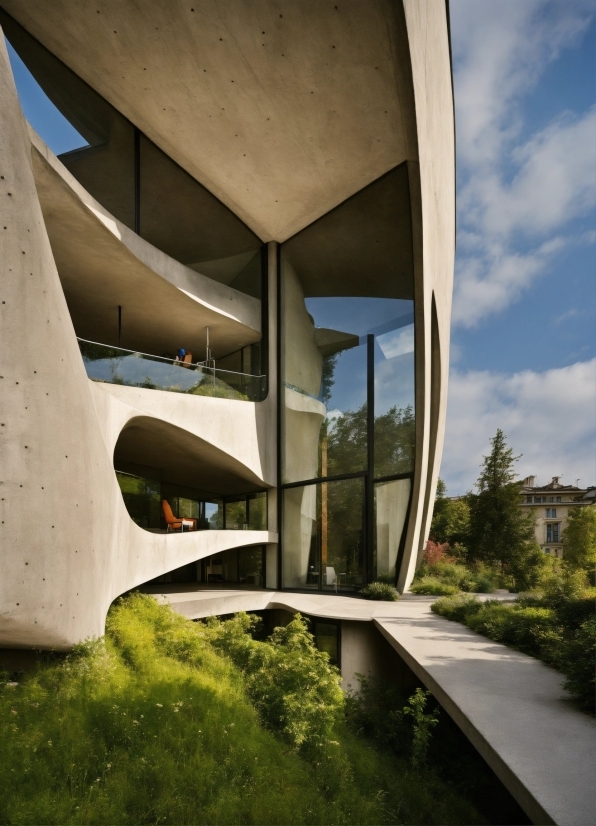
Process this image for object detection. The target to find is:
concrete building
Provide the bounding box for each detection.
[0,1,454,649]
[520,476,595,558]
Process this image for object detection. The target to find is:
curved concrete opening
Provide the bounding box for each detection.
[113,416,268,534]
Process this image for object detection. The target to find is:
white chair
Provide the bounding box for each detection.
[325,566,337,591]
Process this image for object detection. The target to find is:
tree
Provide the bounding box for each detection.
[468,429,545,590]
[429,478,471,548]
[562,506,596,576]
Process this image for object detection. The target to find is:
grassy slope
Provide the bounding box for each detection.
[0,595,484,826]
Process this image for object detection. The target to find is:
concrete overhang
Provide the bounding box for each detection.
[29,128,261,360]
[115,416,268,497]
[1,0,419,241]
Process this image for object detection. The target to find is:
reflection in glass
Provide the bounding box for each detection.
[311,620,339,666]
[282,478,364,590]
[281,273,415,484]
[248,492,267,531]
[79,339,265,401]
[374,478,411,582]
[238,547,264,586]
[225,498,247,530]
[116,471,160,529]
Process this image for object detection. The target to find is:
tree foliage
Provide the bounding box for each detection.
[429,483,471,549]
[562,506,596,574]
[467,430,545,590]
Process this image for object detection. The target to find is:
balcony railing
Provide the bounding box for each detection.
[78,339,265,401]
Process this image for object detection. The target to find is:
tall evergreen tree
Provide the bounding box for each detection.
[468,430,543,589]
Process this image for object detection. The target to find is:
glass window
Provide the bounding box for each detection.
[556,497,561,503]
[248,492,267,531]
[205,501,223,529]
[116,471,160,529]
[526,496,532,503]
[238,547,264,587]
[224,498,248,530]
[282,478,365,590]
[311,620,340,666]
[546,523,560,543]
[374,478,411,582]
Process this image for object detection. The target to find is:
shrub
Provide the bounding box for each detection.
[403,688,440,768]
[423,540,455,566]
[410,577,460,596]
[465,603,556,657]
[432,594,483,623]
[202,612,344,748]
[359,581,399,601]
[559,617,596,712]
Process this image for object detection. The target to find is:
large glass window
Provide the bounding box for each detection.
[374,478,411,581]
[280,164,416,589]
[283,478,365,591]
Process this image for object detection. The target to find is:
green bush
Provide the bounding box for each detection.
[359,581,399,601]
[411,577,461,596]
[466,603,556,657]
[202,612,344,748]
[559,617,596,712]
[431,594,484,623]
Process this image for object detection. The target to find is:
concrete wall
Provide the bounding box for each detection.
[0,36,277,649]
[398,1,455,590]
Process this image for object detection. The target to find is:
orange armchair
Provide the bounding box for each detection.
[162,499,197,532]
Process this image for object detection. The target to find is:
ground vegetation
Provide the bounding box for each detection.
[1,594,495,825]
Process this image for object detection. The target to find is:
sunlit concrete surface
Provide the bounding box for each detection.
[154,588,596,826]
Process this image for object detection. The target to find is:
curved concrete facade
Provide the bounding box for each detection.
[0,0,454,647]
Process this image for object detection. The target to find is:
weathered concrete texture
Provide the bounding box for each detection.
[154,588,596,826]
[2,0,419,242]
[0,39,276,649]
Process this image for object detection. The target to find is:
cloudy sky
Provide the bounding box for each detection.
[443,0,596,494]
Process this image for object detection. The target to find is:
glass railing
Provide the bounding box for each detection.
[78,339,266,401]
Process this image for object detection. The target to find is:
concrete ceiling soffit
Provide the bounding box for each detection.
[115,416,265,496]
[2,0,419,241]
[30,133,261,359]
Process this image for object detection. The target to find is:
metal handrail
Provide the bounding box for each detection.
[77,337,265,380]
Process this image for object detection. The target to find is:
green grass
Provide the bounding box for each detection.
[432,587,596,713]
[0,594,487,825]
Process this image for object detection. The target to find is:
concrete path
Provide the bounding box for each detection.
[148,586,595,826]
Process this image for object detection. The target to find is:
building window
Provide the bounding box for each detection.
[544,548,551,555]
[556,496,561,503]
[546,508,557,518]
[546,523,560,543]
[526,496,532,503]
[534,496,543,503]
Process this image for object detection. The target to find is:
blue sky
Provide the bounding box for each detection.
[443,0,596,493]
[4,3,595,494]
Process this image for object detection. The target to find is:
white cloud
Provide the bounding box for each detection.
[376,325,414,359]
[441,359,596,494]
[450,0,596,328]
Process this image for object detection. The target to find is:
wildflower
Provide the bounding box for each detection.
[133,720,140,725]
[156,703,163,708]
[47,740,53,747]
[10,709,17,715]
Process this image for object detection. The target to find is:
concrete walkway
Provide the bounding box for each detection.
[149,586,595,826]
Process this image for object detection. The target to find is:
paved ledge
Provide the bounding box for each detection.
[150,587,595,826]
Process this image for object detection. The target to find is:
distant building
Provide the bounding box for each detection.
[520,477,595,558]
